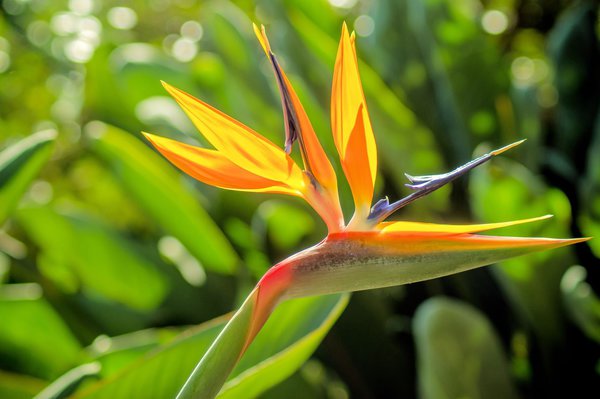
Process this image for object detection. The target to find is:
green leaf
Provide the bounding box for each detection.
[71,319,222,399]
[0,130,56,225]
[17,206,168,310]
[218,294,348,399]
[33,363,101,399]
[71,294,347,399]
[548,1,599,168]
[88,328,183,377]
[86,43,192,132]
[177,289,257,399]
[581,94,600,258]
[258,201,315,252]
[0,284,82,379]
[0,370,47,399]
[413,297,518,399]
[86,121,238,274]
[470,158,576,340]
[405,1,471,164]
[561,265,600,343]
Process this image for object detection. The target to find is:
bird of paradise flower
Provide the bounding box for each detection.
[143,23,587,399]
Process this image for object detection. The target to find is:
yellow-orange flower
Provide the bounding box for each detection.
[146,23,589,399]
[145,24,563,239]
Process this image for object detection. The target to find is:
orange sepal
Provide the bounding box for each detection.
[144,133,304,196]
[161,81,298,183]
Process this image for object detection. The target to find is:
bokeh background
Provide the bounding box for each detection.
[1,0,599,398]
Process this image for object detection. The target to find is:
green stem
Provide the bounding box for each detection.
[176,288,258,399]
[176,261,292,399]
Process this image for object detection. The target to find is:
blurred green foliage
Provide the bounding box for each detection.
[0,0,598,398]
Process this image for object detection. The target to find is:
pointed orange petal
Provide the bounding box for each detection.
[343,105,374,215]
[253,24,338,191]
[379,215,554,235]
[281,69,339,188]
[144,133,304,196]
[161,82,297,183]
[370,231,590,255]
[331,23,377,213]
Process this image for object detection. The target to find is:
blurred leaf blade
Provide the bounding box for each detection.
[219,294,349,399]
[17,206,168,311]
[561,266,600,343]
[0,130,56,225]
[0,370,47,399]
[414,297,518,399]
[0,284,82,380]
[86,122,238,274]
[33,362,101,399]
[470,157,576,342]
[72,294,347,399]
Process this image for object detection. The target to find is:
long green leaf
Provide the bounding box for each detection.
[86,122,238,274]
[33,363,101,399]
[177,288,259,399]
[17,206,168,310]
[219,294,348,398]
[71,294,347,398]
[413,297,518,399]
[0,370,47,399]
[561,265,600,342]
[0,130,56,225]
[405,1,471,163]
[470,159,576,340]
[0,284,82,380]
